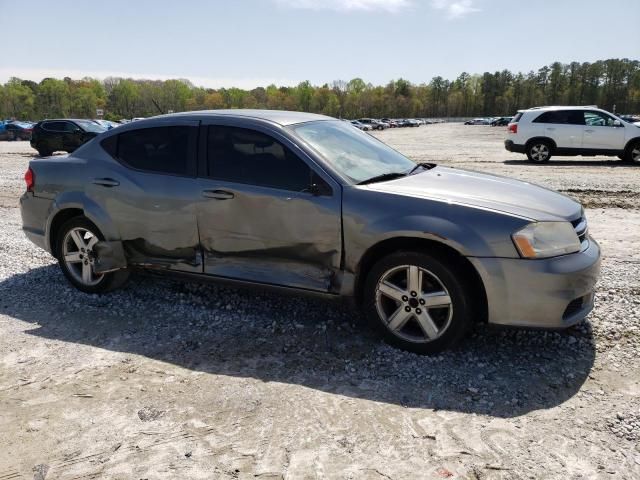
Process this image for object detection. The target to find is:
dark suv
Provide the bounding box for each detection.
[31,119,106,156]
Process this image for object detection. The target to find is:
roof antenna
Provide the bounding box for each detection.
[151,98,164,115]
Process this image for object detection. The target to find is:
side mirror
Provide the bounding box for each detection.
[306,182,332,197]
[613,119,622,127]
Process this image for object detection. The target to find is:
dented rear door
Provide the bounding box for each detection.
[88,120,203,272]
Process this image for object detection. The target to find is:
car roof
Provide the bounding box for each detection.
[39,118,94,123]
[521,105,602,112]
[163,109,333,126]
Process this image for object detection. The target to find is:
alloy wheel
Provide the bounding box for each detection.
[375,265,453,343]
[62,227,103,286]
[632,146,640,163]
[530,143,550,162]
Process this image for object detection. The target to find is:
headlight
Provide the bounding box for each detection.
[512,222,580,259]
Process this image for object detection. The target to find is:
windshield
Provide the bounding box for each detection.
[76,120,106,133]
[290,120,415,183]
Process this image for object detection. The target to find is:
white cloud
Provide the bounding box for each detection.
[431,0,479,19]
[274,0,412,13]
[0,67,298,90]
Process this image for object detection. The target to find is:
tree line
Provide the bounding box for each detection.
[1,58,638,121]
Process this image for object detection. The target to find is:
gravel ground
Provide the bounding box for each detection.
[0,125,639,479]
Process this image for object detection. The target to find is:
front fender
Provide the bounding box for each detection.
[342,188,529,274]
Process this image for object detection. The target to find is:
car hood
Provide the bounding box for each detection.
[364,166,582,221]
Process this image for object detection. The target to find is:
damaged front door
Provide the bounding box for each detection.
[197,124,342,292]
[89,121,202,272]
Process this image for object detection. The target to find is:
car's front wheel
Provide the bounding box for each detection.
[624,141,640,164]
[526,141,552,162]
[363,251,472,354]
[55,216,129,294]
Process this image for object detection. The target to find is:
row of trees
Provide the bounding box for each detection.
[1,58,638,121]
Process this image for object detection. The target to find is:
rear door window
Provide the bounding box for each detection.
[102,126,197,176]
[63,122,78,132]
[42,121,67,132]
[533,111,567,124]
[206,126,312,192]
[533,110,585,125]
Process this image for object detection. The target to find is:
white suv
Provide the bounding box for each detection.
[505,106,640,164]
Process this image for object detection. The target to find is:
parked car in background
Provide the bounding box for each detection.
[402,119,420,127]
[491,117,513,127]
[619,115,640,126]
[93,119,120,130]
[30,119,107,156]
[505,106,640,163]
[350,120,371,131]
[381,118,398,128]
[19,109,601,354]
[465,118,491,125]
[358,118,387,130]
[0,121,33,140]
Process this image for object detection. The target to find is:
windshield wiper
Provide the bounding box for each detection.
[357,172,407,185]
[408,162,437,175]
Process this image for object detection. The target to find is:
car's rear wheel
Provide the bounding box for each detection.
[37,149,52,157]
[526,141,552,162]
[363,251,472,354]
[55,217,129,294]
[624,141,640,164]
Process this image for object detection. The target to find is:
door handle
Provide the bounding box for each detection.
[546,127,555,131]
[92,178,120,187]
[585,129,594,133]
[202,189,234,200]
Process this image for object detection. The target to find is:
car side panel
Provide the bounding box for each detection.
[82,150,203,273]
[341,186,529,283]
[196,118,344,293]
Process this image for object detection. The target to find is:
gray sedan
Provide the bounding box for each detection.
[20,110,601,354]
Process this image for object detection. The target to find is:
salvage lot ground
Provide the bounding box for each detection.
[0,123,639,479]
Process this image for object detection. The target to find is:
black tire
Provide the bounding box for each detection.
[363,251,473,354]
[54,216,129,294]
[526,140,552,162]
[37,149,52,157]
[623,140,640,164]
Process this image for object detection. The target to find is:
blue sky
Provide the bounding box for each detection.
[1,0,638,88]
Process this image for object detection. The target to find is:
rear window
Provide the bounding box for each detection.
[511,112,523,123]
[41,121,67,132]
[101,126,196,176]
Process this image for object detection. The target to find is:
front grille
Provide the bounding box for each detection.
[571,216,588,247]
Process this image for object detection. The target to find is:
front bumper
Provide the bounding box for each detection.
[469,238,601,328]
[504,139,526,153]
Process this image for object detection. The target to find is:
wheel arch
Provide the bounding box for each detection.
[525,136,557,151]
[46,194,121,256]
[48,208,85,255]
[353,236,488,323]
[623,137,640,154]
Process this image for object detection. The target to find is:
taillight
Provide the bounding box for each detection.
[508,123,518,134]
[24,167,34,192]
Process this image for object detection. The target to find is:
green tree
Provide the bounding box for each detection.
[0,78,35,119]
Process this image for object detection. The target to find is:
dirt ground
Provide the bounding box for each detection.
[0,124,638,479]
